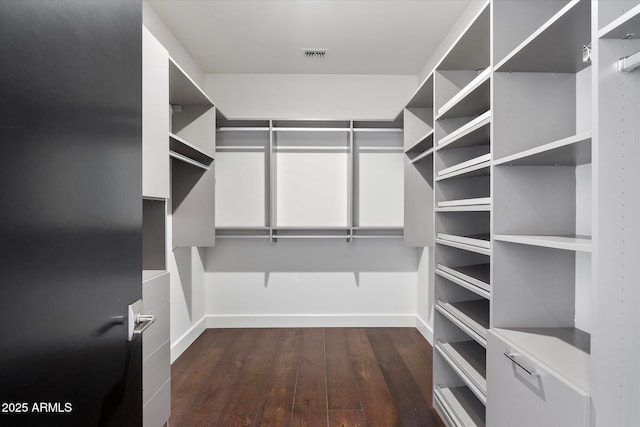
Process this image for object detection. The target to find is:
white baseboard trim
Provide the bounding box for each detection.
[206,314,416,329]
[415,315,433,344]
[170,315,207,363]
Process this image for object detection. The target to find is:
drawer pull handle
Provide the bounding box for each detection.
[504,352,539,376]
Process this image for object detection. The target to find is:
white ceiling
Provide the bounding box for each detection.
[147,0,472,75]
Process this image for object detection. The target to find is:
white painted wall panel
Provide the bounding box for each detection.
[204,239,417,323]
[215,152,266,227]
[357,152,404,227]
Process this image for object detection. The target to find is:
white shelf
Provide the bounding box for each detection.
[599,4,640,39]
[169,57,213,106]
[169,132,214,165]
[409,147,435,164]
[169,151,209,171]
[439,197,491,208]
[438,111,491,151]
[405,129,434,154]
[435,386,486,427]
[407,73,434,109]
[436,238,491,256]
[352,128,402,133]
[493,234,592,253]
[495,0,591,73]
[438,233,490,250]
[436,68,491,120]
[493,327,590,395]
[437,299,490,345]
[272,127,350,132]
[437,197,491,212]
[437,264,491,298]
[438,153,491,178]
[435,159,490,181]
[493,132,591,166]
[217,127,270,132]
[437,340,487,403]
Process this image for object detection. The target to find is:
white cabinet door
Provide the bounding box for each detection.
[487,331,589,427]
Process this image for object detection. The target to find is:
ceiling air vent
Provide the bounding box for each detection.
[303,49,327,59]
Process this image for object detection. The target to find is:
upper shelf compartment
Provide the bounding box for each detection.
[438,3,490,72]
[169,57,216,163]
[598,1,640,37]
[495,0,591,73]
[169,57,213,106]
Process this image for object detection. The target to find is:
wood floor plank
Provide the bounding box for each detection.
[170,329,238,426]
[367,328,443,427]
[183,329,263,427]
[170,328,445,427]
[325,328,361,411]
[254,328,303,427]
[345,328,401,427]
[328,410,366,427]
[388,328,435,405]
[291,328,328,427]
[216,329,282,427]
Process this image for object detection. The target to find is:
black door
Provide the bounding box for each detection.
[0,1,143,426]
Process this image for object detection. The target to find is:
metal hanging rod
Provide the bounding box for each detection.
[617,50,640,72]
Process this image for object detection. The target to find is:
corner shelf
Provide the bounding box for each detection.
[495,0,591,73]
[493,327,590,395]
[169,57,213,106]
[435,386,486,427]
[493,234,592,253]
[405,129,434,156]
[436,68,491,120]
[169,133,214,168]
[438,111,491,151]
[493,132,591,166]
[436,299,490,346]
[436,340,487,403]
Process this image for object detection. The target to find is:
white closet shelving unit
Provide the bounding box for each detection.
[489,0,592,425]
[430,3,491,426]
[169,57,216,248]
[214,119,404,241]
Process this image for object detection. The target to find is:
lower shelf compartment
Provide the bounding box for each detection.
[435,385,486,427]
[436,300,489,346]
[437,263,490,297]
[436,340,487,403]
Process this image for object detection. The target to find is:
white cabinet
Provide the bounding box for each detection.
[142,27,169,200]
[487,330,589,427]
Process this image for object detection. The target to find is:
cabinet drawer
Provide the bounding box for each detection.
[487,331,589,427]
[142,302,169,360]
[142,271,169,312]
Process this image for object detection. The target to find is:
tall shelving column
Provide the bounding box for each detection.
[431,3,491,426]
[488,1,592,426]
[593,2,640,425]
[168,57,216,248]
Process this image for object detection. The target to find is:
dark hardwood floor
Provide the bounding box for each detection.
[170,328,445,427]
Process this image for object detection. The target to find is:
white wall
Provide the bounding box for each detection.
[143,1,204,87]
[204,239,418,327]
[205,73,416,120]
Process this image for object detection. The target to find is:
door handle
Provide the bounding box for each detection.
[127,299,156,341]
